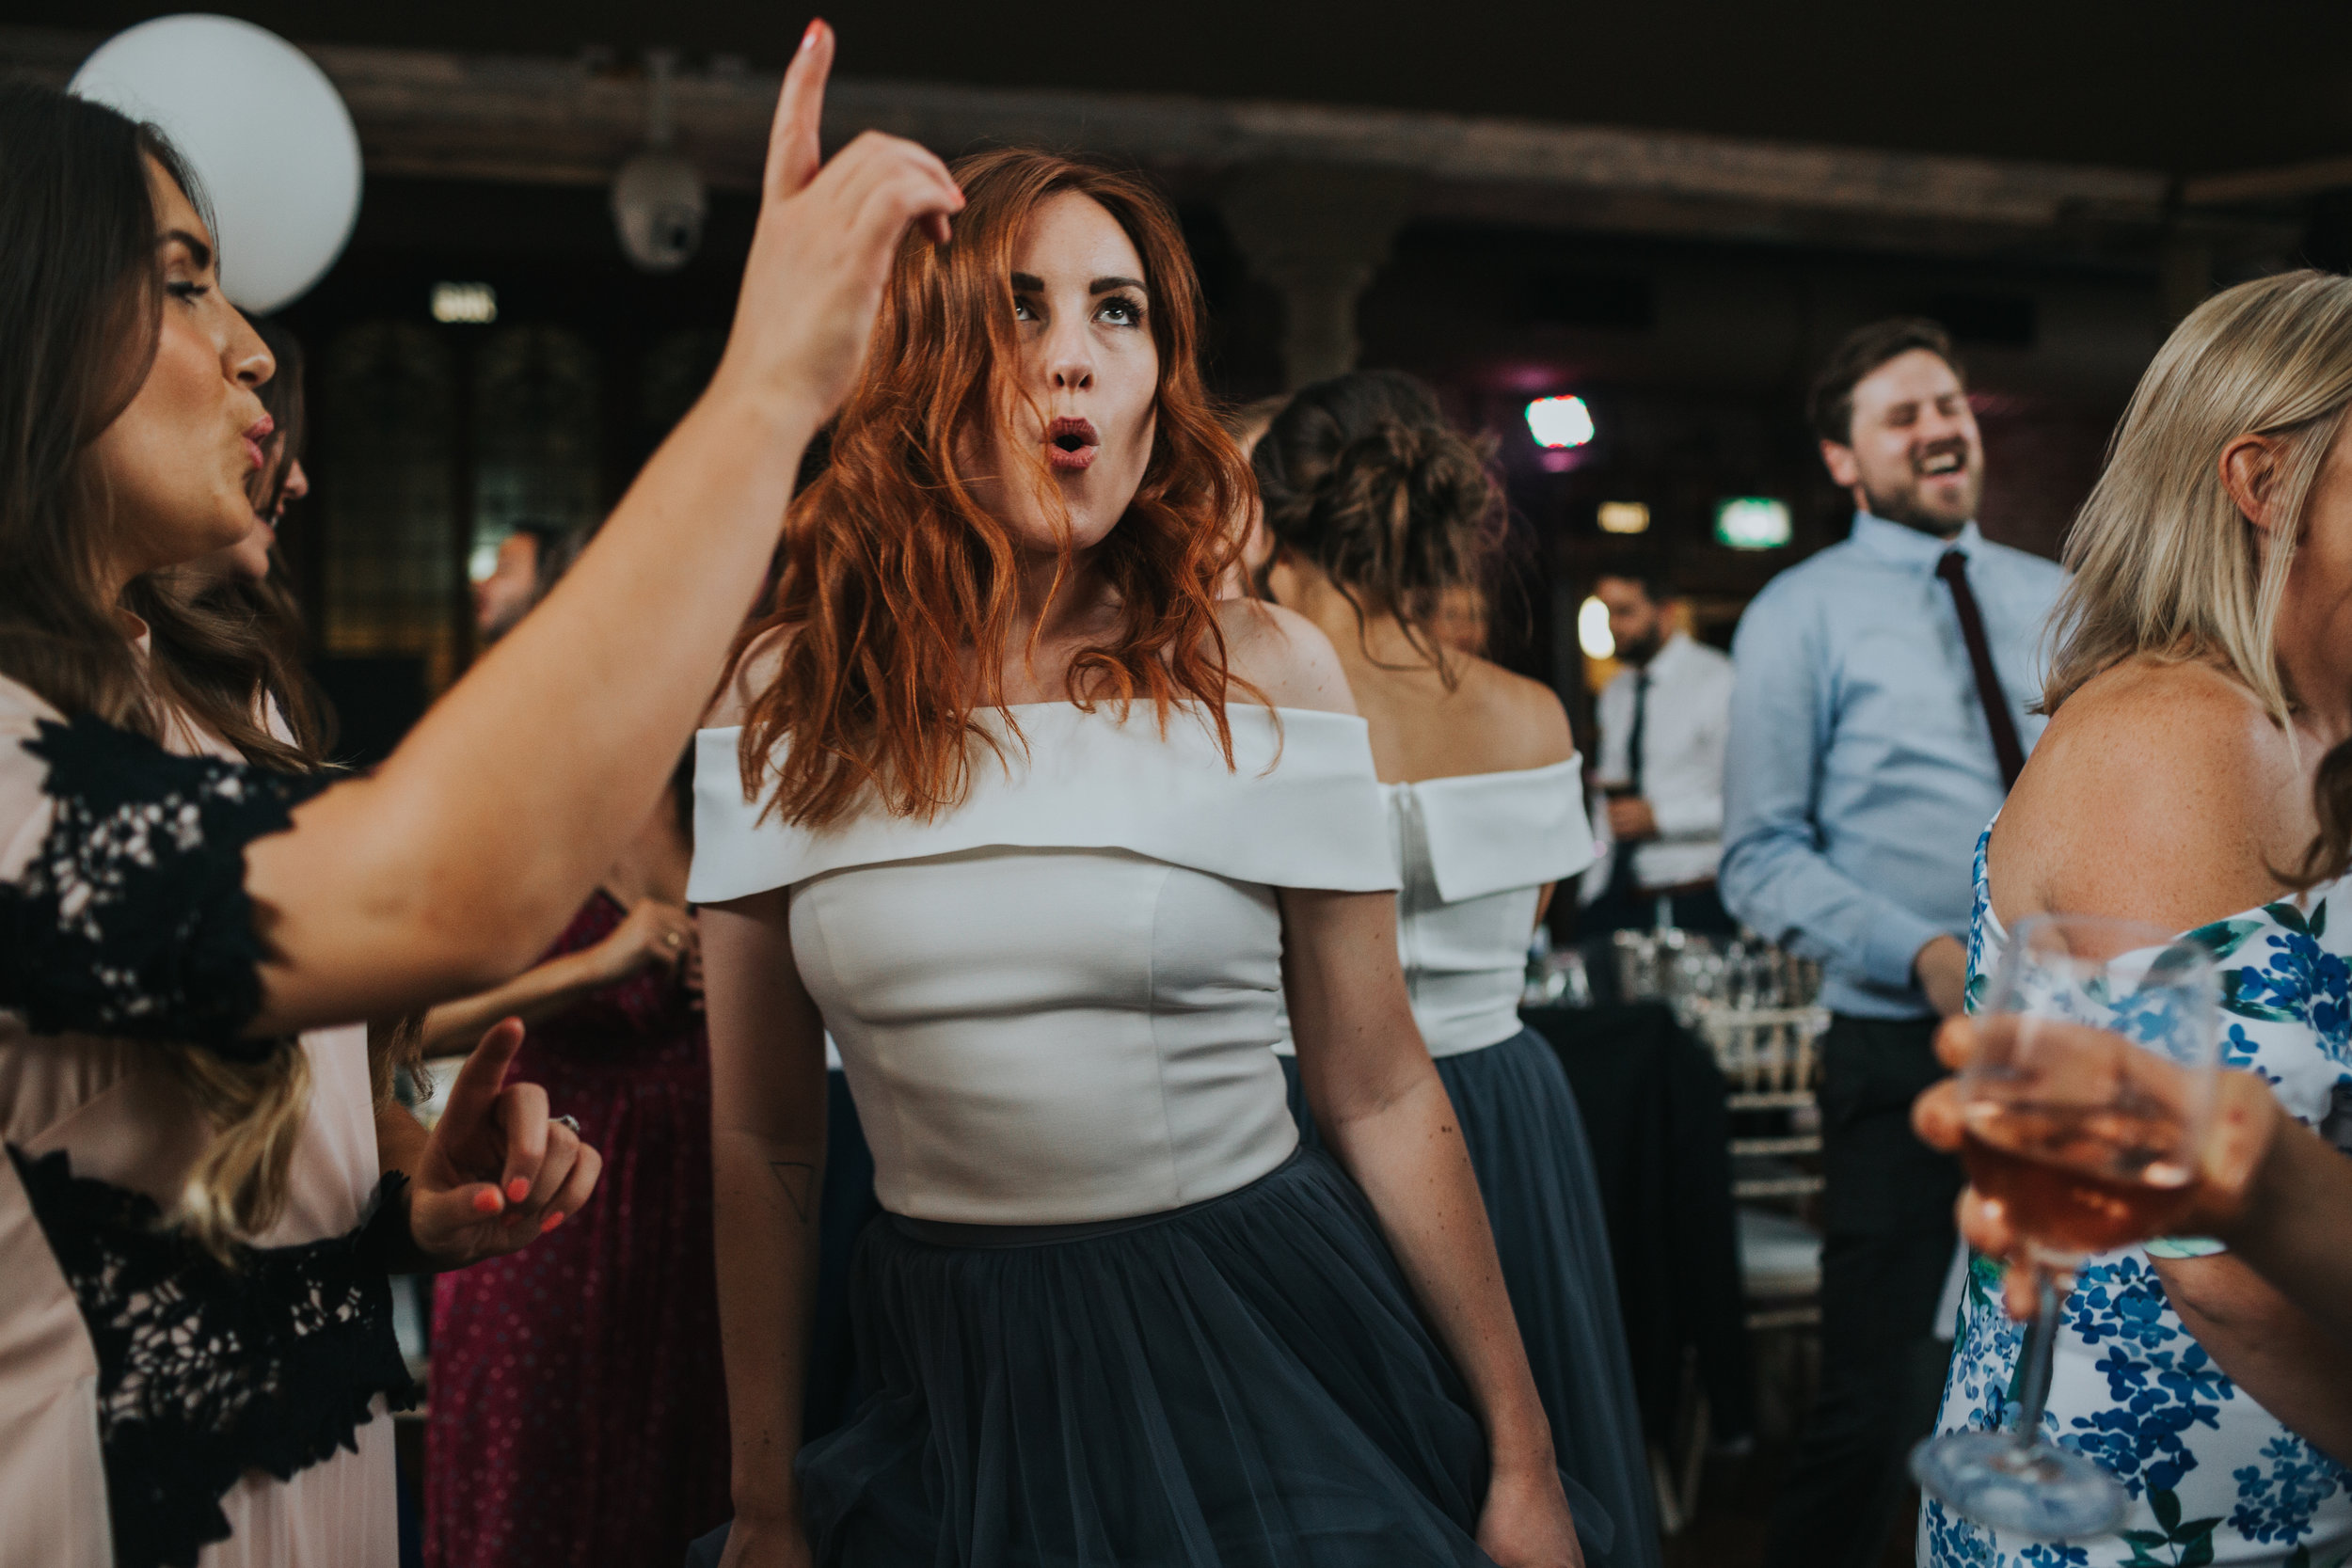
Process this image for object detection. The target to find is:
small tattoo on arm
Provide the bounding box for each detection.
[768,1161,816,1222]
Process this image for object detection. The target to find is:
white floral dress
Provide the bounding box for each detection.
[1923,829,2352,1568]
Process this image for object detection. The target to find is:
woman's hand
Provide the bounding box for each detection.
[1914,1014,2287,1318]
[707,19,963,430]
[1476,1465,1586,1568]
[580,897,697,988]
[408,1018,604,1268]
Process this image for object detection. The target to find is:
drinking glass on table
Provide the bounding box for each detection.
[1909,912,2220,1540]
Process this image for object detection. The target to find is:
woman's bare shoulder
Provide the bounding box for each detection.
[1214,599,1359,717]
[1995,658,2297,929]
[1454,658,1576,770]
[2032,658,2285,800]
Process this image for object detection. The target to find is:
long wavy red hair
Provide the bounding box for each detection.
[736,149,1253,826]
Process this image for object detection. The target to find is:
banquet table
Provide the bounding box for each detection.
[1522,1002,1756,1445]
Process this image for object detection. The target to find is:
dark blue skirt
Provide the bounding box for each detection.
[789,1147,1613,1567]
[1285,1028,1659,1568]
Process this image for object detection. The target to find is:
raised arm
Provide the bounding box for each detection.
[240,25,963,1035]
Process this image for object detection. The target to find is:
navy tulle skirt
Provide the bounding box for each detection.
[1285,1028,1659,1568]
[787,1147,1614,1567]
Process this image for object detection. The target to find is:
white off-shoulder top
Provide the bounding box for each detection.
[1274,758,1596,1057]
[689,702,1398,1226]
[1390,761,1595,1053]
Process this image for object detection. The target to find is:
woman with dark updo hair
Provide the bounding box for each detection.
[1260,370,1660,1568]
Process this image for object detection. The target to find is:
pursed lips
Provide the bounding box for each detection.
[241,413,275,472]
[1046,415,1100,473]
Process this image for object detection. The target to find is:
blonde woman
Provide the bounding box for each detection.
[1924,270,2352,1567]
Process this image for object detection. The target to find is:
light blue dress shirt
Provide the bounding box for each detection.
[1720,513,2066,1019]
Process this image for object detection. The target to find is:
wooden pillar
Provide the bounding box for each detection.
[1218,163,1418,389]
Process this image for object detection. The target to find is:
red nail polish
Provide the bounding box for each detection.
[800,19,822,50]
[507,1179,531,1204]
[472,1188,502,1215]
[541,1212,564,1234]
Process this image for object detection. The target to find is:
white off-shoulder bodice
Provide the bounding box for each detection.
[1272,758,1596,1056]
[1390,761,1596,1053]
[689,702,1397,1225]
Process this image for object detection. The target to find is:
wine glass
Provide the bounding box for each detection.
[1909,911,2220,1540]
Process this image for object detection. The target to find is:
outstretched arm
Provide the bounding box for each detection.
[415,899,696,1056]
[239,24,962,1036]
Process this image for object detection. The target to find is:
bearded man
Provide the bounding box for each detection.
[1721,318,2064,1568]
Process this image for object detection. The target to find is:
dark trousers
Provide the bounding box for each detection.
[1760,1014,1962,1568]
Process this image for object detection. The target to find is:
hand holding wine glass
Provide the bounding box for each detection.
[1908,912,2220,1541]
[1916,1017,2289,1323]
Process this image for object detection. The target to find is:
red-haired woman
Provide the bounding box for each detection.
[692,151,1597,1568]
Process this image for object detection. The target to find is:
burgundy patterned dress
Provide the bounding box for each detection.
[424,893,731,1568]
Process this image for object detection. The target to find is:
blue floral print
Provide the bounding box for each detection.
[1924,830,2352,1566]
[2231,1437,2345,1549]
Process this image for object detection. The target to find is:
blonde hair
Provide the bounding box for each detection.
[164,1039,313,1256]
[2045,270,2352,721]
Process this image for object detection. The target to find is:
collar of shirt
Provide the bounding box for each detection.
[1848,511,1982,569]
[1639,629,1696,683]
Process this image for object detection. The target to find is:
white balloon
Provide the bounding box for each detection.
[71,14,362,315]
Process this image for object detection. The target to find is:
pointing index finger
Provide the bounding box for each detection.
[765,18,834,204]
[437,1017,525,1134]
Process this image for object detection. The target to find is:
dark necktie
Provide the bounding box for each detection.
[1935,549,2026,790]
[1606,669,1651,900]
[1627,668,1649,795]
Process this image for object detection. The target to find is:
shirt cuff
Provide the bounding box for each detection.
[1861,907,1954,992]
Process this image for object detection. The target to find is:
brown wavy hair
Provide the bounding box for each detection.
[1252,369,1503,684]
[736,149,1253,827]
[0,83,323,1253]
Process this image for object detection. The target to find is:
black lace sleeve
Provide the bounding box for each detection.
[8,1145,421,1568]
[0,715,331,1060]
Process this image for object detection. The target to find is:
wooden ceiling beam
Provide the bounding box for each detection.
[2,24,2190,250]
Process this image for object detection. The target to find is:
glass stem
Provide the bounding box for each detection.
[2010,1267,2062,1448]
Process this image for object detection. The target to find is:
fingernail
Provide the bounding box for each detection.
[473,1188,502,1215]
[507,1179,532,1204]
[541,1212,565,1234]
[801,19,822,50]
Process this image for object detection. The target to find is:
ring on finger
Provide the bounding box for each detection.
[552,1114,581,1134]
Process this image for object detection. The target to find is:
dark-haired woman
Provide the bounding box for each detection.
[695,153,1591,1568]
[170,315,333,762]
[0,32,961,1567]
[1258,370,1659,1568]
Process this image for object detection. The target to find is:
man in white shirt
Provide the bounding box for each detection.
[1583,561,1737,934]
